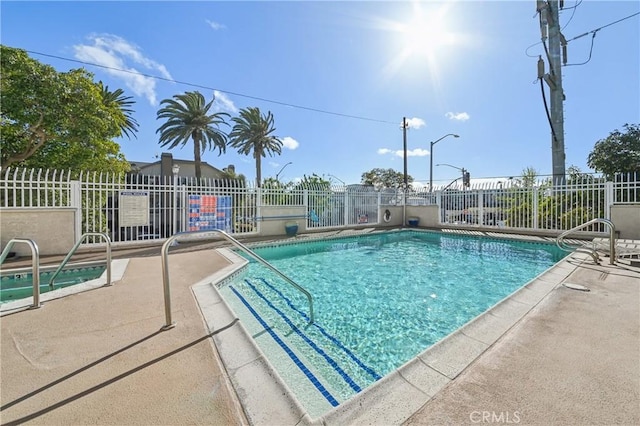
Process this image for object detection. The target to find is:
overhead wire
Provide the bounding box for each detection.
[564,11,639,43]
[539,78,559,145]
[24,49,398,126]
[564,32,597,66]
[561,0,583,12]
[560,0,581,30]
[562,11,638,66]
[525,9,639,59]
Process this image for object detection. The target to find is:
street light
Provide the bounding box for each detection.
[436,163,470,188]
[429,133,460,192]
[276,162,292,181]
[327,174,346,186]
[437,163,463,172]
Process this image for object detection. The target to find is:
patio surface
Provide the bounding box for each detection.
[1,233,638,425]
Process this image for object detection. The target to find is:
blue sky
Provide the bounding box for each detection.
[2,1,639,186]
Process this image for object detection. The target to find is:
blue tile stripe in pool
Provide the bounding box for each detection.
[229,285,339,407]
[244,279,363,394]
[258,277,382,381]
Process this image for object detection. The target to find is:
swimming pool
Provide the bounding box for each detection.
[0,260,129,314]
[0,264,107,303]
[217,230,569,418]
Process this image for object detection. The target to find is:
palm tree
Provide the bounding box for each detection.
[156,91,229,179]
[99,82,139,139]
[228,107,282,187]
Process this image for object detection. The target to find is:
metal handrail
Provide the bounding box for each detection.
[49,233,112,288]
[0,238,41,309]
[556,218,616,265]
[160,230,315,330]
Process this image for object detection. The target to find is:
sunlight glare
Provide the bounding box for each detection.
[400,5,456,61]
[380,2,462,80]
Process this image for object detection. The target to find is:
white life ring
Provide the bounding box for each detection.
[383,209,391,223]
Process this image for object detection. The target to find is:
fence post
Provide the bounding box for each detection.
[344,189,349,226]
[256,186,262,233]
[179,184,186,233]
[604,181,614,220]
[532,187,539,230]
[70,180,82,242]
[477,189,484,226]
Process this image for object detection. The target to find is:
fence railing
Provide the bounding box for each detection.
[1,168,638,245]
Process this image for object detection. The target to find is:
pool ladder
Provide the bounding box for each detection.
[0,239,41,309]
[556,218,616,265]
[0,233,112,310]
[160,230,315,330]
[48,232,112,288]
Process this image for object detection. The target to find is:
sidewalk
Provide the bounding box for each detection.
[1,249,247,425]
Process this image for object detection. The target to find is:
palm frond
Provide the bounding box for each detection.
[228,107,283,186]
[99,81,139,139]
[155,91,230,178]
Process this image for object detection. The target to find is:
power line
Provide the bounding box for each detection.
[560,0,582,30]
[565,11,639,43]
[564,32,597,66]
[539,78,559,145]
[561,0,583,12]
[525,10,639,58]
[562,11,638,66]
[24,49,398,126]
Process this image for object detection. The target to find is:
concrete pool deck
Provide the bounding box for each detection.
[1,232,639,425]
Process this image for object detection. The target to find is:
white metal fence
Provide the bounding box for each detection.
[409,174,639,232]
[306,185,381,229]
[1,168,638,245]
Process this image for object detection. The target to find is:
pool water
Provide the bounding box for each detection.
[0,265,106,302]
[219,230,568,415]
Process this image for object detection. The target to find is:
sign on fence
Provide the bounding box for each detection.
[118,191,150,227]
[188,194,233,232]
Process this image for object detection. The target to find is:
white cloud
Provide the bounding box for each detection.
[281,136,299,150]
[206,19,226,30]
[212,90,237,113]
[406,148,429,157]
[377,148,429,158]
[73,34,172,106]
[403,117,426,129]
[268,161,279,168]
[445,112,470,121]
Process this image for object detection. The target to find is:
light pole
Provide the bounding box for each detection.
[436,163,468,188]
[172,164,180,235]
[327,174,346,186]
[276,162,292,181]
[437,163,469,223]
[429,133,460,192]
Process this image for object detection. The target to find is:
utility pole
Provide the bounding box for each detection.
[402,117,408,189]
[538,0,566,185]
[401,117,409,227]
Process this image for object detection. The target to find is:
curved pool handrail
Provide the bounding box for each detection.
[0,238,41,309]
[49,232,112,288]
[556,218,616,265]
[160,230,315,330]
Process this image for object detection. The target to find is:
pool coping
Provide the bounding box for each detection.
[192,231,586,425]
[0,259,130,315]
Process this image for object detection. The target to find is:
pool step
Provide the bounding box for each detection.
[226,277,381,406]
[252,277,382,383]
